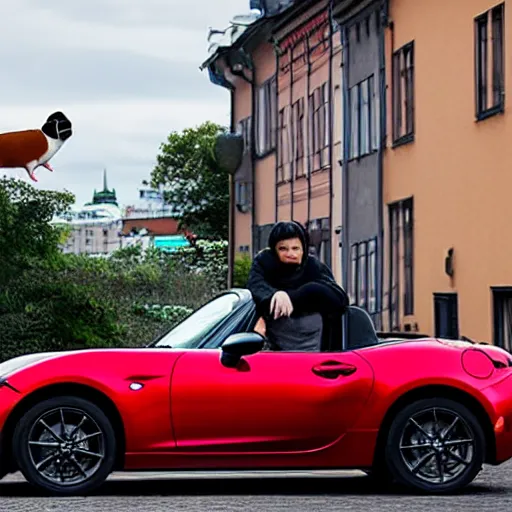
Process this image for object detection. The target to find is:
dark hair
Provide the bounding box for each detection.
[268,221,309,255]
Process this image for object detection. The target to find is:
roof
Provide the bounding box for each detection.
[200,1,300,71]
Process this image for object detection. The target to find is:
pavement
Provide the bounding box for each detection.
[0,464,511,511]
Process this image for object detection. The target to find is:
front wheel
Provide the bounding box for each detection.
[385,397,485,493]
[12,396,117,495]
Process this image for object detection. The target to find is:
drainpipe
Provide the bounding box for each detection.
[275,48,280,222]
[328,0,334,267]
[340,24,351,351]
[228,88,236,289]
[306,34,312,225]
[290,46,295,220]
[247,62,257,256]
[377,0,388,328]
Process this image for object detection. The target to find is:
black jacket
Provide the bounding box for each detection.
[247,248,348,318]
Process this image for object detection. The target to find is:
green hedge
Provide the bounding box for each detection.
[0,241,228,362]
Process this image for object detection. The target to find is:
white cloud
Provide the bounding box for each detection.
[0,0,246,207]
[1,99,231,207]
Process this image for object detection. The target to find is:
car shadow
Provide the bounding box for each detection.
[0,474,507,498]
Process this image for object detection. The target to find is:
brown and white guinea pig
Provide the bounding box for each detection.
[0,111,73,182]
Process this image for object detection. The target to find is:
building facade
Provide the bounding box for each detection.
[334,0,386,329]
[203,0,345,283]
[381,0,510,348]
[55,170,123,256]
[204,0,512,349]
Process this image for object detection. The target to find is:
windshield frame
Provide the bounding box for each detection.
[148,291,246,350]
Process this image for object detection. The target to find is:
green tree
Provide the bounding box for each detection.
[0,177,74,285]
[150,121,229,240]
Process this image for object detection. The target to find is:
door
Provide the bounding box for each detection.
[170,349,374,454]
[492,288,512,351]
[434,293,459,340]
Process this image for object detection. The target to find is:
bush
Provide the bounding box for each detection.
[0,239,229,362]
[233,253,252,287]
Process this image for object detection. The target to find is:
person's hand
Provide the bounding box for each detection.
[270,291,293,319]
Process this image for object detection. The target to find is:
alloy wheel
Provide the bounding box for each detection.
[399,407,475,485]
[27,407,105,486]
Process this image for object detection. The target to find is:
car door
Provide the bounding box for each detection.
[170,348,374,454]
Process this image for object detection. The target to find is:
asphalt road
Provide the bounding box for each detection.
[1,463,512,512]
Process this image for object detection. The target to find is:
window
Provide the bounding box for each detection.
[349,87,359,159]
[256,76,277,156]
[369,75,379,151]
[309,82,330,171]
[237,116,252,153]
[235,116,253,212]
[277,106,291,182]
[253,223,274,255]
[307,218,332,268]
[367,239,377,313]
[349,237,378,314]
[357,243,367,309]
[392,41,414,145]
[493,288,512,351]
[388,197,414,330]
[293,98,305,176]
[475,3,505,119]
[402,198,414,315]
[235,182,251,213]
[349,75,379,159]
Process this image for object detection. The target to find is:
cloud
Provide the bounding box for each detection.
[0,47,220,105]
[23,0,250,30]
[0,0,245,209]
[1,99,231,207]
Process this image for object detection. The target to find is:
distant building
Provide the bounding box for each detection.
[54,173,190,255]
[53,170,123,256]
[121,186,189,252]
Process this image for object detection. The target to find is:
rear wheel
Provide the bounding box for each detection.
[385,397,485,493]
[13,396,116,495]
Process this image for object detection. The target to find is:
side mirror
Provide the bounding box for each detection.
[220,332,265,368]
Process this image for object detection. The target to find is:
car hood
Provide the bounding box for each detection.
[0,351,71,380]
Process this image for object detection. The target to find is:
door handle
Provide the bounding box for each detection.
[312,360,357,379]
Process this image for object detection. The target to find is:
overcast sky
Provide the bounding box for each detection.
[0,0,246,208]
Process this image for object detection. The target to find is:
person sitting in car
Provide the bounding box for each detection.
[248,221,348,351]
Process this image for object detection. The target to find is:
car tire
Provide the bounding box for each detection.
[12,395,117,496]
[385,397,485,494]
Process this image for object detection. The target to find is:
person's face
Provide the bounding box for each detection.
[275,237,303,264]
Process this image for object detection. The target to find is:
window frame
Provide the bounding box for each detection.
[388,197,414,330]
[392,41,415,147]
[256,76,277,157]
[348,74,378,160]
[235,116,253,213]
[474,3,505,121]
[348,237,379,314]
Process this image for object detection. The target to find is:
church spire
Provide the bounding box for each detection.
[89,168,118,206]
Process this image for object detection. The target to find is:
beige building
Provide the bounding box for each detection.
[381,0,510,348]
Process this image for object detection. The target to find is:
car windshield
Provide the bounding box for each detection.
[152,293,241,349]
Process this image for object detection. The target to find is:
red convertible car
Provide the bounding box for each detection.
[0,288,511,496]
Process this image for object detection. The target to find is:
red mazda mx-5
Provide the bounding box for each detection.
[0,289,511,496]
